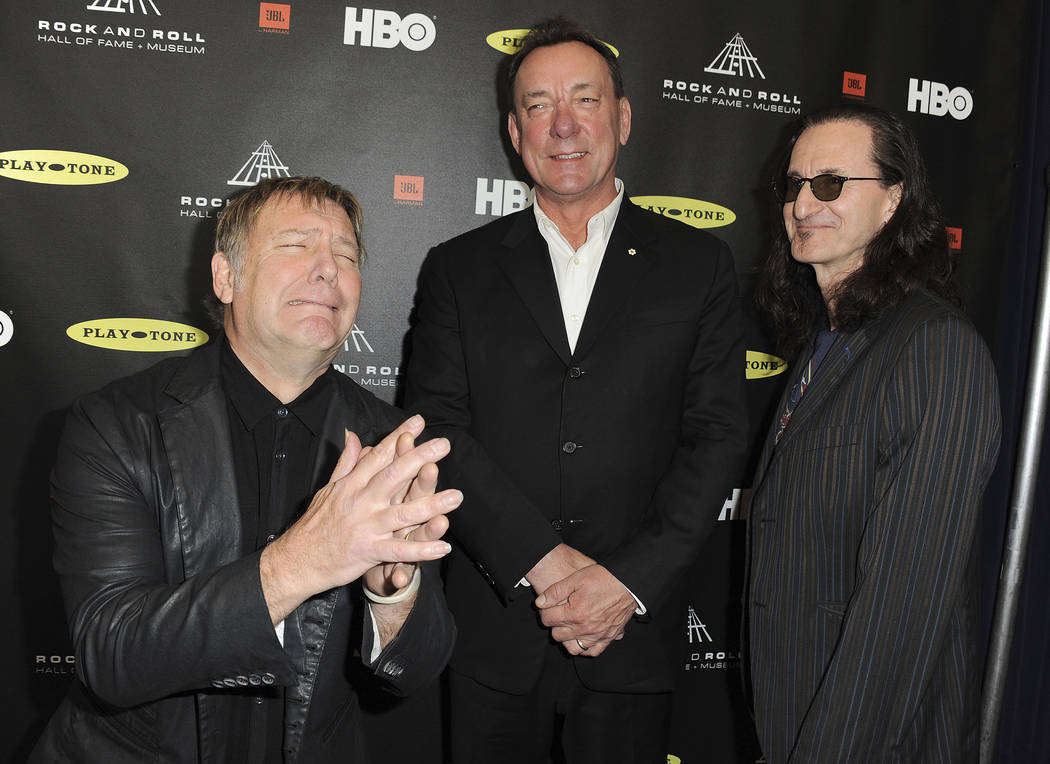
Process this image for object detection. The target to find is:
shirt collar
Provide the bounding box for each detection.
[531,178,625,248]
[220,339,334,435]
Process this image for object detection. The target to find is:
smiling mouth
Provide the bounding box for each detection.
[288,299,337,311]
[552,152,586,160]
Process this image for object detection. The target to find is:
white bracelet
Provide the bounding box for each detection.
[363,565,421,604]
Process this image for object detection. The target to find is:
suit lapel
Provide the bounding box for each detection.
[496,210,573,365]
[159,344,242,577]
[573,202,656,359]
[751,324,876,496]
[779,326,873,443]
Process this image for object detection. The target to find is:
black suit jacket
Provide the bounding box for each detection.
[405,201,747,693]
[746,291,1001,763]
[31,339,454,764]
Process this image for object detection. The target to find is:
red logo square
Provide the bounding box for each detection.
[394,175,424,202]
[842,71,866,97]
[946,226,963,250]
[259,3,290,31]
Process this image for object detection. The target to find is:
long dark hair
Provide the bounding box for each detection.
[756,103,955,357]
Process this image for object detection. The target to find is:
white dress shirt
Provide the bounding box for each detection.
[526,180,646,615]
[533,179,625,353]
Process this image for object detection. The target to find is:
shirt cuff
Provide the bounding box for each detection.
[519,574,646,615]
[366,606,382,664]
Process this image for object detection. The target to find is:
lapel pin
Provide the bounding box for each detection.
[628,248,636,256]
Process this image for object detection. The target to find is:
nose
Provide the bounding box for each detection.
[550,100,579,139]
[790,180,823,219]
[311,246,339,284]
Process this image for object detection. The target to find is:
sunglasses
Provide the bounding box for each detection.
[774,174,887,203]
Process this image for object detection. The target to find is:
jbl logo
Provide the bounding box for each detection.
[842,71,866,98]
[259,3,290,31]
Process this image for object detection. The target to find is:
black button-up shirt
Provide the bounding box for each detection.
[221,341,336,763]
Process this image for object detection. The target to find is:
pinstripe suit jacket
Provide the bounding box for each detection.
[746,290,1001,763]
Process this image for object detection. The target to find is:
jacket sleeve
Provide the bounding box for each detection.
[362,560,456,696]
[49,391,298,709]
[404,243,561,598]
[601,240,748,612]
[788,314,1001,761]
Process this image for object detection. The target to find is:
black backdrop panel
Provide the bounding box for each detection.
[1,1,1038,761]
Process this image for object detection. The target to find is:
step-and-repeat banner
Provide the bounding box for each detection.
[1,1,1035,761]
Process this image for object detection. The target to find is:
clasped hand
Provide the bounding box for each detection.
[529,545,637,657]
[260,414,460,624]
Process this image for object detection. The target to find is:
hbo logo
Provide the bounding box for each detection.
[344,7,436,51]
[907,78,973,120]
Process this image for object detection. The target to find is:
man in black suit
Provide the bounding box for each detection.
[404,17,746,763]
[32,177,460,763]
[747,104,1001,762]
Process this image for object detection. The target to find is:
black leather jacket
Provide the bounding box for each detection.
[31,340,455,763]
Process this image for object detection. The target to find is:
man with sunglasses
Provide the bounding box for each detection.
[745,103,1001,763]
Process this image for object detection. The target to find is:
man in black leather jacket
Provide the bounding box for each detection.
[31,176,459,763]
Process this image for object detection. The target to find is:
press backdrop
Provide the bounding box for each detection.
[2,1,1046,761]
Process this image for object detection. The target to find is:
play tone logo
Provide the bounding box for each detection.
[485,28,529,54]
[259,3,290,32]
[0,150,128,185]
[630,196,735,230]
[746,350,787,380]
[485,28,618,56]
[67,319,209,351]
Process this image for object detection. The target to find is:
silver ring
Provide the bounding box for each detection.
[576,639,587,651]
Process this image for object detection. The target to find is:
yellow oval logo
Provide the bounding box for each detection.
[630,196,736,229]
[67,319,209,352]
[0,150,128,185]
[746,350,788,379]
[667,757,682,764]
[485,29,618,57]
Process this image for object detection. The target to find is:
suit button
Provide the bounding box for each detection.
[568,367,582,378]
[235,676,249,686]
[212,680,225,689]
[222,678,238,687]
[249,674,263,685]
[261,672,276,685]
[551,519,563,531]
[561,441,577,454]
